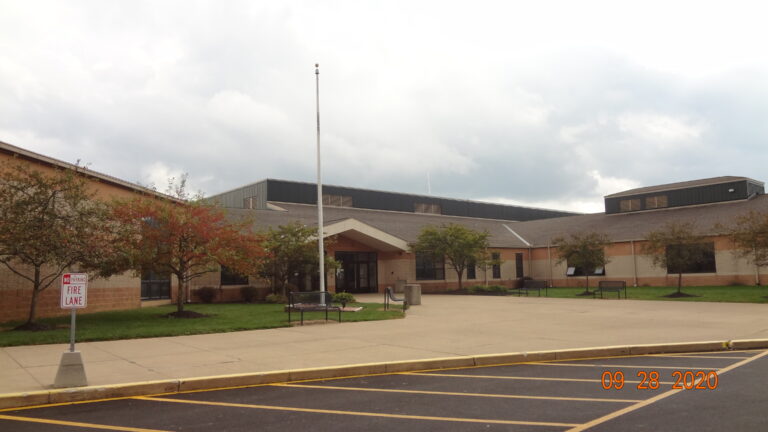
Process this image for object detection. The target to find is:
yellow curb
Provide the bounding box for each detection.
[728,339,768,350]
[48,380,180,405]
[0,391,50,410]
[180,371,291,392]
[288,363,388,382]
[472,353,529,366]
[384,356,475,373]
[554,346,631,360]
[628,341,728,355]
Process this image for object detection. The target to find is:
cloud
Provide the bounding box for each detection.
[1,1,768,214]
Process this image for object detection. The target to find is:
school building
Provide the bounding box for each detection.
[1,140,766,321]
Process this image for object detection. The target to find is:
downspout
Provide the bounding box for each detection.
[528,247,533,280]
[754,247,760,286]
[631,240,638,287]
[547,240,552,288]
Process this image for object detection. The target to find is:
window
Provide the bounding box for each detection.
[566,261,606,277]
[619,198,641,212]
[467,260,476,280]
[666,243,716,274]
[221,266,249,285]
[645,195,668,209]
[415,202,441,214]
[323,194,353,207]
[415,252,445,280]
[492,253,501,279]
[243,196,257,209]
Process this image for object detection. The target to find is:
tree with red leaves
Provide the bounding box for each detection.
[111,178,263,316]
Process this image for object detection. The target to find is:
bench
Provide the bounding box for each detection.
[593,281,627,299]
[384,286,407,313]
[513,279,548,297]
[287,291,342,325]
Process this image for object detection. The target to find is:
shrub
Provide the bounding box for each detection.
[466,285,508,295]
[240,286,258,303]
[332,292,356,307]
[265,293,288,304]
[195,286,217,303]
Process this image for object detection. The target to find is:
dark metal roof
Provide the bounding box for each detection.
[226,194,768,249]
[605,176,762,199]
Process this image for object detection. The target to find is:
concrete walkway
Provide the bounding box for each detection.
[2,295,767,395]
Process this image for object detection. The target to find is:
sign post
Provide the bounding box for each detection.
[54,273,88,388]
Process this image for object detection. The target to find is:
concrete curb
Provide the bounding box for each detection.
[2,338,766,410]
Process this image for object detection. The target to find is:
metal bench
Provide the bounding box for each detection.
[384,287,407,313]
[513,279,548,296]
[287,291,342,325]
[594,281,627,299]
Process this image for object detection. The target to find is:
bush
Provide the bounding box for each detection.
[240,286,258,303]
[332,292,356,307]
[195,286,217,303]
[265,293,288,304]
[466,285,508,295]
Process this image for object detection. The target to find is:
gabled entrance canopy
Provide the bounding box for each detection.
[323,218,409,252]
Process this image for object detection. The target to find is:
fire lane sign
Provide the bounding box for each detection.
[61,273,88,309]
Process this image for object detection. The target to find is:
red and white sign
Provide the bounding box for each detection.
[61,273,88,309]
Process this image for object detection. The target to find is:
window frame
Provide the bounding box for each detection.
[665,242,716,274]
[220,265,249,285]
[415,252,445,280]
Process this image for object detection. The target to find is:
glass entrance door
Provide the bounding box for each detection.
[335,252,378,293]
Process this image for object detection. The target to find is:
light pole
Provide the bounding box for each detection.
[315,63,326,294]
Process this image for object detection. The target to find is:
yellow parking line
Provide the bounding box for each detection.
[404,372,674,385]
[647,354,751,360]
[529,362,705,370]
[274,383,642,403]
[135,396,580,428]
[567,349,768,432]
[0,414,170,432]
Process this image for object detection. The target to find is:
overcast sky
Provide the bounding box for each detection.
[2,0,767,213]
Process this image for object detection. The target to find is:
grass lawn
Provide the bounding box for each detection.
[545,285,768,303]
[0,302,403,347]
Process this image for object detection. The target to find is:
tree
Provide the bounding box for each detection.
[0,161,116,328]
[552,232,611,295]
[111,178,263,316]
[257,222,338,296]
[642,221,710,296]
[720,210,768,286]
[410,224,490,291]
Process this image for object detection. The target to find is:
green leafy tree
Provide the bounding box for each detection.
[111,177,263,316]
[720,210,768,286]
[257,222,338,296]
[410,223,490,291]
[552,232,611,295]
[642,221,710,296]
[0,161,117,328]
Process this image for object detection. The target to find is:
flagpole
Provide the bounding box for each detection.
[315,63,326,294]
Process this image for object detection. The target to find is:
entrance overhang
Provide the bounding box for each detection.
[323,218,408,252]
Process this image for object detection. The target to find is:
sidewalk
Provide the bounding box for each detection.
[2,294,768,396]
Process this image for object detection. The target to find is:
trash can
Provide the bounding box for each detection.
[404,284,421,305]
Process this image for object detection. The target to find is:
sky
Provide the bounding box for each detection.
[1,0,768,213]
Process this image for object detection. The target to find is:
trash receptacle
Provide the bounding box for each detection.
[404,284,421,305]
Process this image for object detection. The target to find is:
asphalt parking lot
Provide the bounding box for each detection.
[1,349,766,432]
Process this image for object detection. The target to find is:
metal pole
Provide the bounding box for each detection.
[69,309,76,353]
[316,63,326,294]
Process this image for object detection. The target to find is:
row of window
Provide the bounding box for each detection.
[415,252,501,280]
[566,243,717,275]
[222,242,717,286]
[619,194,669,212]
